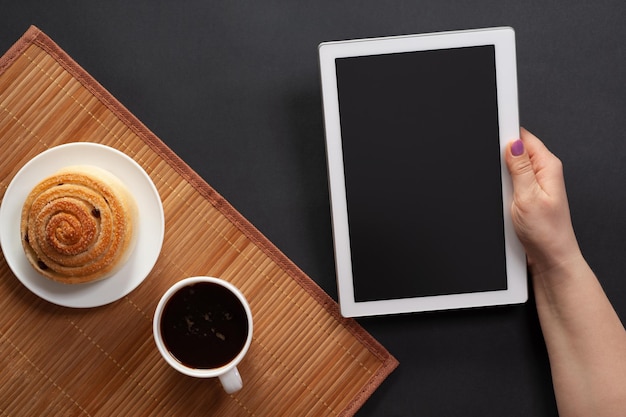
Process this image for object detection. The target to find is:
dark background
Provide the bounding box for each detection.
[2,1,626,416]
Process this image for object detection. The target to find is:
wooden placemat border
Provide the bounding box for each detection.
[0,25,398,415]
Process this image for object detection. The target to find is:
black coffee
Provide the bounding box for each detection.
[160,282,249,369]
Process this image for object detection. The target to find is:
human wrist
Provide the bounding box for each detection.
[530,250,588,293]
[523,228,582,277]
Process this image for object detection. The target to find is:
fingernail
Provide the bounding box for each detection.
[511,139,524,156]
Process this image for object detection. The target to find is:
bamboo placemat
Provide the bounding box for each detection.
[0,26,397,416]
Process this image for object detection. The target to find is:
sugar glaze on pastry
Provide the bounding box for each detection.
[20,165,138,284]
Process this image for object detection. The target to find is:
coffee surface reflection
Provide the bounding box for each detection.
[160,282,249,369]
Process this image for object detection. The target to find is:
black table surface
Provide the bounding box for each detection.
[3,2,626,416]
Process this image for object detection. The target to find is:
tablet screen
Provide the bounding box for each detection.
[335,45,507,302]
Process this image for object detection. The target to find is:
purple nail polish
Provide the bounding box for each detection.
[511,139,524,156]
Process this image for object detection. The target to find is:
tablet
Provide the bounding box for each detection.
[318,27,527,317]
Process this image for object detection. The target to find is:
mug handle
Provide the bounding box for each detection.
[219,366,243,394]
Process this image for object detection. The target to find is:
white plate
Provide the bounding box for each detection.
[0,143,165,308]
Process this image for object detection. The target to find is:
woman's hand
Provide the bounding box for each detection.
[504,128,582,276]
[504,128,626,417]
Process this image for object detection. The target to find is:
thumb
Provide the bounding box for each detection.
[505,139,538,197]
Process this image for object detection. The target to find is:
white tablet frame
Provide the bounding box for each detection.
[318,27,527,317]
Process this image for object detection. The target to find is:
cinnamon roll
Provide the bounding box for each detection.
[20,165,138,284]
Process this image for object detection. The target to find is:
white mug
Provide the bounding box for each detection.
[153,276,253,394]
